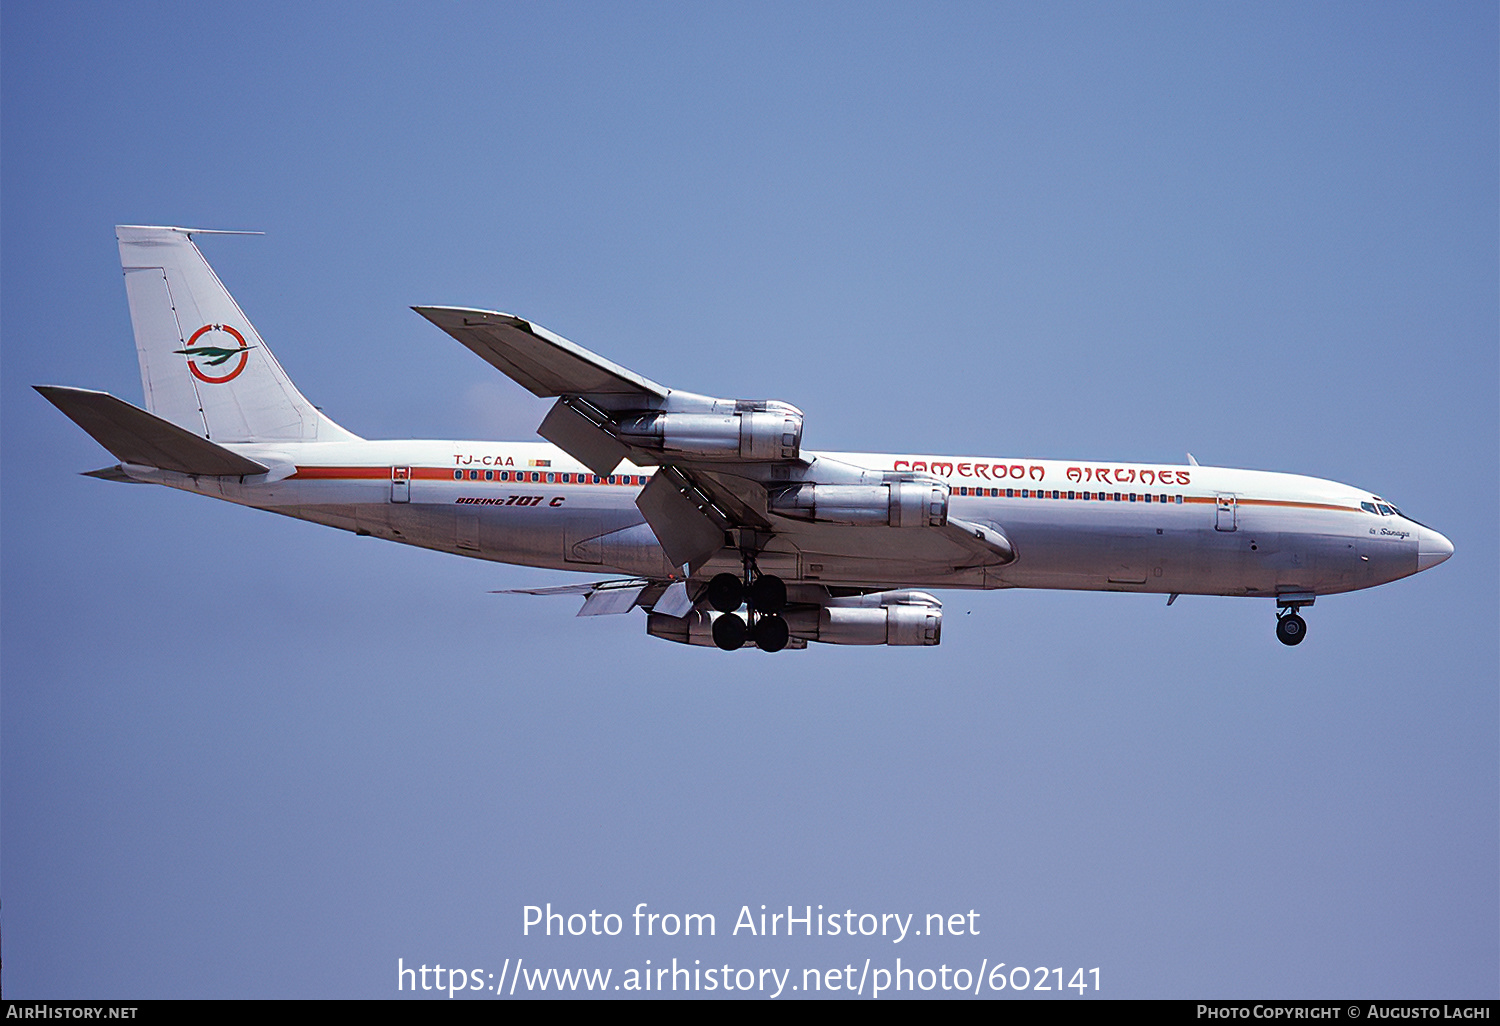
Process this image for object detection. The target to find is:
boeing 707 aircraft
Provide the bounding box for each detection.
[37,226,1453,651]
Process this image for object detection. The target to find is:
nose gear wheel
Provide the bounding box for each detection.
[1275,612,1307,646]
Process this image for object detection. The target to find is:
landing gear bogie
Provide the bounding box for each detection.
[706,558,790,651]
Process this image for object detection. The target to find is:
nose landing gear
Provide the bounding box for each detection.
[1275,594,1314,646]
[708,558,789,652]
[1275,612,1307,646]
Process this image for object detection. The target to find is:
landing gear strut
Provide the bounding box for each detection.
[709,555,788,652]
[1274,593,1314,647]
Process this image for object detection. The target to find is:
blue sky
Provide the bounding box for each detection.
[3,1,1495,999]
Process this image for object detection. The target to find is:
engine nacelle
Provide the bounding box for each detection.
[649,591,940,649]
[768,481,948,528]
[646,609,720,647]
[783,592,943,646]
[647,609,809,650]
[614,401,802,461]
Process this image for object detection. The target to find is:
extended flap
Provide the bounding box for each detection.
[635,472,725,570]
[537,398,630,477]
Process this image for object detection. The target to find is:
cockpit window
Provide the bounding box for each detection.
[1361,502,1378,514]
[1377,504,1396,516]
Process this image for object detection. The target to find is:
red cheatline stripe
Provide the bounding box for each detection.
[287,467,1357,512]
[289,466,390,479]
[1182,496,1350,512]
[290,466,653,485]
[1238,498,1352,512]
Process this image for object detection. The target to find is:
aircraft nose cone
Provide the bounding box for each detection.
[1417,527,1454,571]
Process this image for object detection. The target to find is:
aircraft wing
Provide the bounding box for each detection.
[418,307,1014,575]
[412,307,668,400]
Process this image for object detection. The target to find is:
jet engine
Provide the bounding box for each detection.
[646,609,807,649]
[646,590,942,648]
[782,591,943,646]
[613,401,802,461]
[647,608,725,647]
[768,481,948,528]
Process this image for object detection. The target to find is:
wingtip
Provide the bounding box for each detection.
[115,225,264,236]
[413,305,518,319]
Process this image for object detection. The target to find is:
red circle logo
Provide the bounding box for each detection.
[181,324,251,384]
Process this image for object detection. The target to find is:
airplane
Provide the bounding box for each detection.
[36,225,1454,652]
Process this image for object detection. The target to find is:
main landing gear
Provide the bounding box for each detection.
[707,560,789,652]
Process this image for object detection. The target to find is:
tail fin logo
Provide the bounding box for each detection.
[176,324,255,384]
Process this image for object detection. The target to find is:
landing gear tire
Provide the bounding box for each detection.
[752,614,789,653]
[713,612,747,651]
[748,574,787,615]
[1276,613,1307,646]
[706,573,745,613]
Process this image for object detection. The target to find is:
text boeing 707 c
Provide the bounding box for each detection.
[38,226,1453,651]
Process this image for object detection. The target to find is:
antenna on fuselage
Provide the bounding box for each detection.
[1186,453,1200,466]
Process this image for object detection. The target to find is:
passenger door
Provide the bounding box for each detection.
[1215,493,1237,532]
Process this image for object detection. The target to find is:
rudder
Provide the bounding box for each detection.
[116,225,357,443]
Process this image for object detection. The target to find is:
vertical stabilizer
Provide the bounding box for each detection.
[116,226,358,443]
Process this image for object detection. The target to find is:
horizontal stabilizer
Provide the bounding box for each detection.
[491,577,658,616]
[492,578,649,597]
[579,583,649,616]
[36,386,269,476]
[82,465,149,484]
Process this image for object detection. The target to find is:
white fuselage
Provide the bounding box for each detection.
[122,437,1440,602]
[55,225,1450,651]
